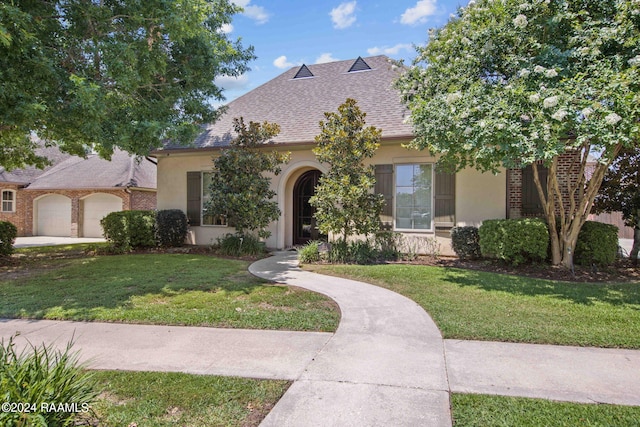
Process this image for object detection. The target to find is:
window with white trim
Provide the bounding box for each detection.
[395,164,433,231]
[1,190,15,212]
[201,172,227,226]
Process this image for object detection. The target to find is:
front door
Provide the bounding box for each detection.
[293,170,323,245]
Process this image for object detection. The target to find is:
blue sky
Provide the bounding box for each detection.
[216,0,472,103]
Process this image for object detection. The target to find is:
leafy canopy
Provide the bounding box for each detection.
[397,0,639,172]
[0,0,254,170]
[206,118,290,239]
[310,98,384,242]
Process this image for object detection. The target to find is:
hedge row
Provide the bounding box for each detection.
[451,219,619,266]
[100,209,188,252]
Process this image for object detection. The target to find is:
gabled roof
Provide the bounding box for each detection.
[160,55,413,151]
[26,149,156,190]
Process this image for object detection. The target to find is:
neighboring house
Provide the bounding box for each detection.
[0,145,157,237]
[152,55,579,252]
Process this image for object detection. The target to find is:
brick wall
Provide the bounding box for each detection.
[0,184,27,236]
[508,151,581,219]
[130,189,157,211]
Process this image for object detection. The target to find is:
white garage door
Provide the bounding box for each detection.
[36,194,72,236]
[82,193,122,238]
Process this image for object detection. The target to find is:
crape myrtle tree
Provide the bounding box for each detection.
[0,0,254,170]
[310,98,385,243]
[396,0,640,268]
[206,118,290,239]
[593,148,640,264]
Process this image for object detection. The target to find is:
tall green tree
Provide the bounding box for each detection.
[397,0,640,268]
[206,118,290,239]
[310,98,384,243]
[0,0,254,170]
[593,148,640,264]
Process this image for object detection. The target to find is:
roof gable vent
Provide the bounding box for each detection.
[293,64,314,79]
[348,57,371,72]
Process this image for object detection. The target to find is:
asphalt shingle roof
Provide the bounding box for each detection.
[161,55,413,151]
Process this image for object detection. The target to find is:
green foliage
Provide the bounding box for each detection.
[0,221,17,257]
[0,335,100,427]
[156,209,188,247]
[574,221,619,266]
[479,218,549,265]
[397,0,640,267]
[310,98,384,242]
[450,226,481,260]
[0,0,254,170]
[298,241,322,264]
[214,233,266,257]
[206,118,290,239]
[374,231,403,261]
[100,210,156,252]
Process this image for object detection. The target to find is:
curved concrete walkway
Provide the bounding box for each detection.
[248,252,451,426]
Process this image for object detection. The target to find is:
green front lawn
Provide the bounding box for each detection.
[1,249,339,332]
[88,371,289,427]
[308,264,640,348]
[451,394,640,426]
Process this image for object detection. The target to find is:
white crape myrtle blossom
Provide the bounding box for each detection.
[543,96,558,108]
[629,55,640,66]
[605,113,622,125]
[519,68,531,77]
[581,107,594,119]
[513,14,528,28]
[529,93,540,103]
[545,69,558,78]
[552,109,568,121]
[446,91,462,104]
[534,65,546,73]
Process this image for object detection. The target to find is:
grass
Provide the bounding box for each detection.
[307,264,640,348]
[85,370,289,427]
[1,247,339,332]
[451,394,640,426]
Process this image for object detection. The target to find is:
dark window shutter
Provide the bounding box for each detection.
[186,171,202,226]
[434,171,455,228]
[375,165,393,229]
[522,164,547,216]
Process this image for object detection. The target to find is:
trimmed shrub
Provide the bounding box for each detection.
[0,335,100,427]
[215,233,265,257]
[156,209,188,247]
[574,221,619,266]
[298,241,322,264]
[450,226,481,260]
[0,221,17,257]
[101,210,156,252]
[374,231,402,261]
[479,218,549,265]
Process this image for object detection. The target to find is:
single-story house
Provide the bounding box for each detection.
[0,144,157,237]
[152,55,578,253]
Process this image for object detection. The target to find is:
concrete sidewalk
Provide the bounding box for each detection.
[2,251,640,426]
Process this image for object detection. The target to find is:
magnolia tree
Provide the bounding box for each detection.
[0,0,254,170]
[397,0,640,268]
[310,99,384,243]
[206,118,290,239]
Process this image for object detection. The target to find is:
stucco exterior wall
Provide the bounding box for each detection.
[155,141,508,253]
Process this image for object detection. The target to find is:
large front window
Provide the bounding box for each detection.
[202,172,226,226]
[1,190,15,212]
[395,164,433,230]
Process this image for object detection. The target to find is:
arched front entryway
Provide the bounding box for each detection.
[292,170,324,245]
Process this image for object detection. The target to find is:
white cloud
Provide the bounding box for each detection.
[315,53,338,64]
[330,1,357,29]
[232,0,270,24]
[400,0,437,25]
[273,55,298,69]
[214,74,250,91]
[367,43,413,56]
